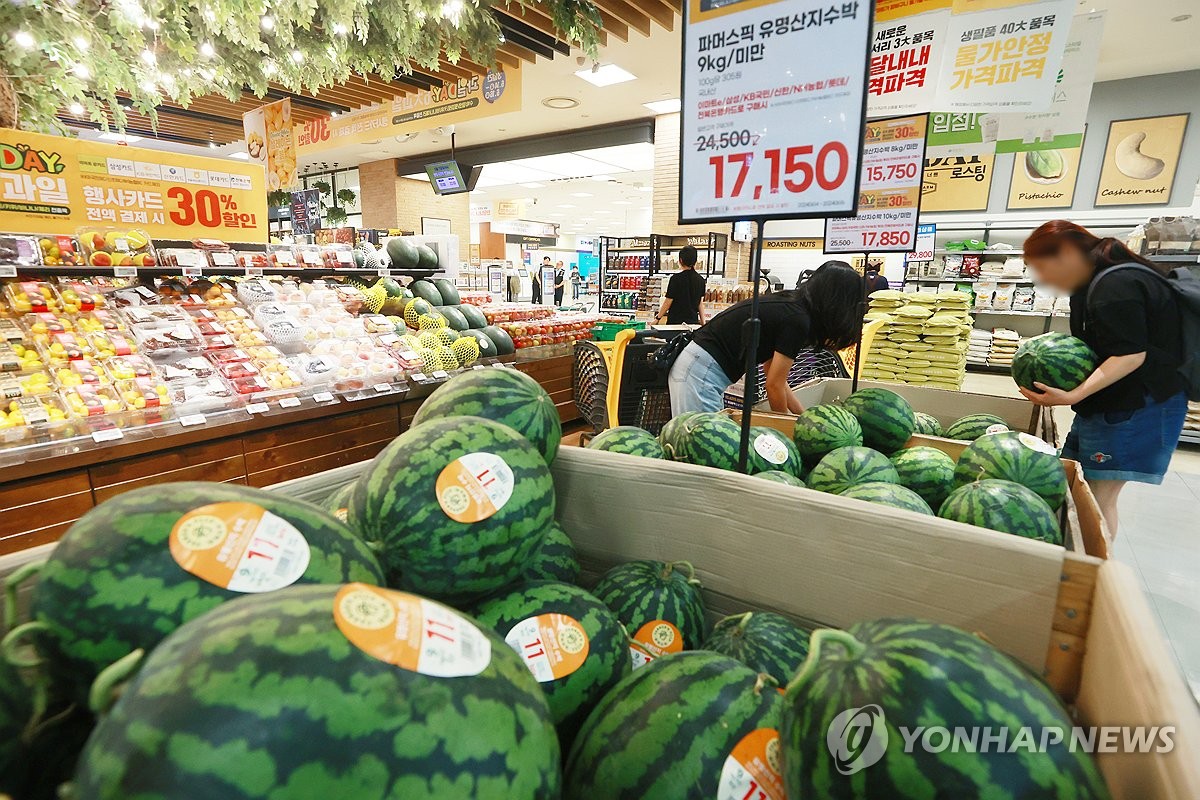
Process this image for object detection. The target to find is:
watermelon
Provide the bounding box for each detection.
[460,303,489,330]
[460,329,499,359]
[482,325,517,356]
[451,336,482,367]
[410,279,444,306]
[1012,332,1098,392]
[587,426,665,459]
[565,653,784,799]
[703,611,811,684]
[11,702,94,800]
[439,305,470,332]
[0,656,31,792]
[912,411,943,437]
[658,412,702,461]
[841,388,916,453]
[434,278,461,306]
[322,481,356,522]
[591,561,706,662]
[412,368,562,464]
[890,446,956,510]
[945,413,1009,441]
[473,581,630,738]
[28,483,383,700]
[73,584,561,799]
[792,404,863,467]
[955,431,1068,509]
[349,416,554,599]
[417,244,440,271]
[521,523,581,585]
[757,470,805,487]
[939,479,1061,544]
[385,237,420,269]
[680,412,741,471]
[806,446,899,494]
[377,276,406,298]
[747,425,806,478]
[403,297,433,328]
[839,481,933,515]
[782,619,1110,799]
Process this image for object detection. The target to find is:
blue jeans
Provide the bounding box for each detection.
[1062,392,1188,485]
[668,342,732,416]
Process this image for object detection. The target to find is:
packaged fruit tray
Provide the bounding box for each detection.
[78,228,157,268]
[0,395,79,443]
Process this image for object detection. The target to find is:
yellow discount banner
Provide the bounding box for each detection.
[0,128,269,242]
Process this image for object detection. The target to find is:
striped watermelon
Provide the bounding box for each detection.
[747,426,806,478]
[757,470,806,488]
[11,702,93,800]
[912,411,943,437]
[890,446,957,510]
[807,446,899,494]
[322,481,355,522]
[782,619,1110,799]
[0,656,31,791]
[1012,332,1098,392]
[413,368,562,464]
[955,431,1067,509]
[945,413,1009,441]
[565,652,785,800]
[659,412,702,461]
[587,426,665,459]
[27,483,383,701]
[472,581,630,738]
[591,561,706,666]
[841,388,916,453]
[348,416,555,601]
[792,404,863,467]
[680,412,741,471]
[939,479,1061,544]
[73,584,561,799]
[703,611,811,684]
[521,523,581,585]
[839,481,933,515]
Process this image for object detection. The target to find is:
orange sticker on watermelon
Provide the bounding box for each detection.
[168,501,311,593]
[629,619,684,669]
[505,613,590,683]
[717,728,787,800]
[435,452,515,523]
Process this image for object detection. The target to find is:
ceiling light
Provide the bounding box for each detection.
[14,31,35,48]
[542,96,580,110]
[637,186,653,192]
[595,210,611,214]
[331,111,339,118]
[208,141,217,149]
[200,41,215,57]
[98,132,143,143]
[229,151,250,160]
[140,49,156,65]
[613,200,632,205]
[591,175,614,182]
[72,64,90,79]
[1172,14,1192,21]
[574,64,637,87]
[559,204,576,209]
[261,15,275,30]
[291,50,303,63]
[643,98,681,114]
[520,182,545,188]
[141,79,157,92]
[68,102,85,115]
[263,61,277,76]
[73,35,88,50]
[569,192,592,198]
[332,22,348,34]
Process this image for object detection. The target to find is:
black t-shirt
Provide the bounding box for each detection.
[692,294,813,381]
[864,271,889,294]
[1070,264,1184,415]
[665,269,707,325]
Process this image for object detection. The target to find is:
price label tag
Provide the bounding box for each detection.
[245,267,264,277]
[336,250,354,265]
[0,266,16,278]
[246,402,270,415]
[472,364,487,370]
[210,252,237,267]
[175,250,204,267]
[301,251,322,266]
[431,370,450,380]
[279,396,302,409]
[377,334,400,347]
[410,372,428,383]
[92,428,124,443]
[399,350,419,361]
[179,413,207,427]
[312,391,335,403]
[275,251,296,266]
[373,383,392,394]
[113,266,138,278]
[182,266,203,277]
[377,267,390,277]
[135,285,156,298]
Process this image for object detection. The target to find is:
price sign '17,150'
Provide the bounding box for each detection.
[679,0,874,223]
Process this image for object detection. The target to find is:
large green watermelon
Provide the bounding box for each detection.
[0,656,31,794]
[439,305,470,332]
[417,244,440,271]
[890,446,957,511]
[757,470,806,487]
[912,411,943,437]
[955,431,1067,509]
[520,522,581,585]
[565,652,785,800]
[434,278,461,306]
[806,446,899,494]
[841,388,916,453]
[409,279,444,307]
[348,416,555,600]
[782,619,1111,799]
[587,426,665,459]
[459,304,489,330]
[1012,332,1098,392]
[703,611,810,685]
[792,404,863,467]
[28,483,383,701]
[839,481,933,515]
[658,412,702,461]
[10,701,94,800]
[322,481,356,522]
[945,413,1009,441]
[413,368,562,464]
[386,237,420,270]
[939,479,1061,544]
[460,329,499,359]
[482,326,517,356]
[680,412,741,471]
[747,425,806,478]
[72,584,561,799]
[473,581,630,739]
[591,561,706,666]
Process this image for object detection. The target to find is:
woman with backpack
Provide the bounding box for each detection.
[1021,220,1188,536]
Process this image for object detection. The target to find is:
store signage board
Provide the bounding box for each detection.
[868,0,953,117]
[297,69,521,156]
[921,154,994,211]
[912,223,937,261]
[825,114,928,253]
[762,238,824,251]
[1095,114,1190,207]
[488,266,504,294]
[1008,137,1085,209]
[242,98,297,191]
[678,0,874,223]
[290,189,321,236]
[491,219,559,238]
[0,127,267,241]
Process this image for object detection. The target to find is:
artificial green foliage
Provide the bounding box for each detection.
[1,0,603,134]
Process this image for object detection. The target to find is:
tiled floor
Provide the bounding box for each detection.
[963,373,1200,701]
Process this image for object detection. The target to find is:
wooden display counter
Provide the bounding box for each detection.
[0,353,578,555]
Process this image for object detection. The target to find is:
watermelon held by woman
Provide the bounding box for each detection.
[792,404,863,467]
[782,619,1111,799]
[1012,332,1098,393]
[19,483,383,702]
[703,611,811,685]
[72,584,562,800]
[954,430,1068,510]
[587,426,665,459]
[938,479,1062,545]
[806,446,899,494]
[841,387,916,453]
[591,560,706,664]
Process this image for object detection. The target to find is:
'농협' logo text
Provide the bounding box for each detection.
[827,705,888,775]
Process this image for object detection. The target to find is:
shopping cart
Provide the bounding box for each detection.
[572,327,684,435]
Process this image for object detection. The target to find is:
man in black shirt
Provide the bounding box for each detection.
[553,261,566,305]
[656,245,707,325]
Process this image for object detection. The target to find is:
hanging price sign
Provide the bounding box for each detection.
[679,0,874,223]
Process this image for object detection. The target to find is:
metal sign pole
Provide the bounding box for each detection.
[851,251,871,393]
[737,219,768,474]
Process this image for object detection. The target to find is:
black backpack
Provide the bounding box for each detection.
[1088,262,1200,401]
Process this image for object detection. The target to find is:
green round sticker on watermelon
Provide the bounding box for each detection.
[436,452,514,523]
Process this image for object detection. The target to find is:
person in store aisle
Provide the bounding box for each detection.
[864,262,889,294]
[1020,220,1187,536]
[532,257,549,304]
[571,265,582,300]
[668,260,863,415]
[504,261,520,302]
[554,261,566,306]
[656,245,707,326]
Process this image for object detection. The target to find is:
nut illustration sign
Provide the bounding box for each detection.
[242,99,297,191]
[1094,114,1190,207]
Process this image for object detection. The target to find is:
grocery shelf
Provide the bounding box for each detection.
[906,277,1036,285]
[1152,254,1200,264]
[1179,429,1200,446]
[966,363,1014,375]
[0,263,428,279]
[974,310,1062,317]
